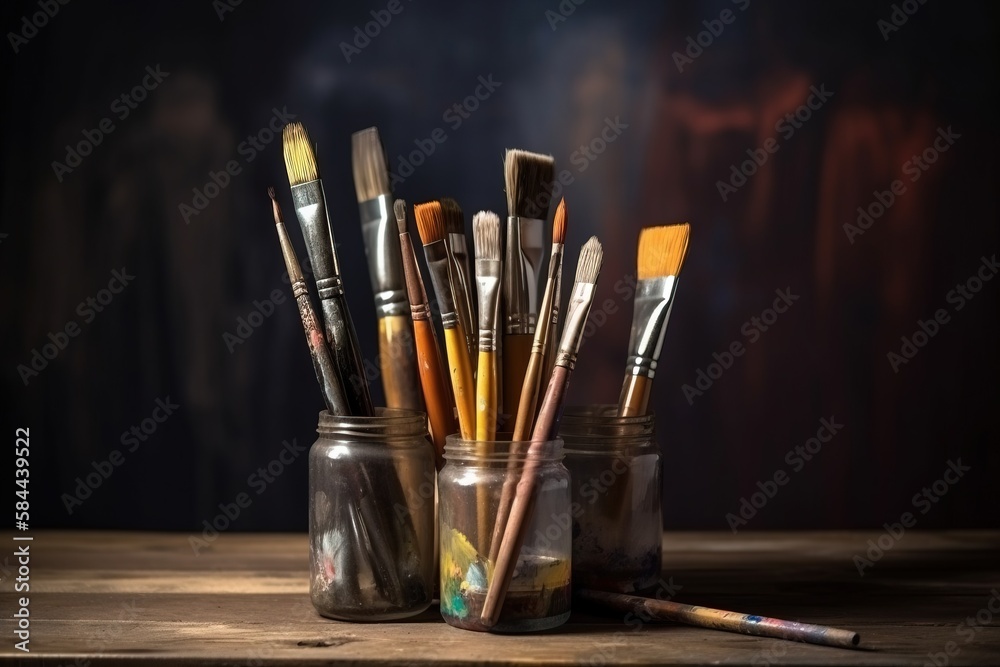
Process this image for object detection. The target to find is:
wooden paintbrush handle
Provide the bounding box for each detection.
[412,318,455,468]
[482,365,571,627]
[475,349,496,555]
[444,325,476,440]
[487,349,543,563]
[379,315,424,412]
[501,333,533,425]
[617,374,651,417]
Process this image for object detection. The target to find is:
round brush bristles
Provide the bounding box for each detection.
[394,199,408,234]
[575,236,603,286]
[553,198,567,245]
[351,127,391,202]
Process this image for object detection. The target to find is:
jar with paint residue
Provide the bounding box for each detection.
[438,435,571,632]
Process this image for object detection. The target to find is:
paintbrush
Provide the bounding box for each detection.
[268,188,350,416]
[414,201,476,441]
[577,589,861,649]
[269,187,404,605]
[541,198,566,388]
[482,237,603,628]
[472,210,502,554]
[283,123,373,416]
[352,127,423,413]
[442,198,476,361]
[395,199,456,469]
[617,224,691,417]
[501,149,555,421]
[486,198,567,564]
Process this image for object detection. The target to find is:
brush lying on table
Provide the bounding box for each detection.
[577,589,861,649]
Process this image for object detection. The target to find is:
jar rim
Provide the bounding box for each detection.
[443,434,564,462]
[559,404,655,447]
[317,408,428,438]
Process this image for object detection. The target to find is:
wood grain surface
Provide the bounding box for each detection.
[1,530,998,665]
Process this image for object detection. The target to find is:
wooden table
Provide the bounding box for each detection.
[1,531,997,665]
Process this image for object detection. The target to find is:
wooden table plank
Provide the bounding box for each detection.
[1,531,998,665]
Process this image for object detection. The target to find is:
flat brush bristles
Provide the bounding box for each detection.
[575,237,603,287]
[351,127,391,202]
[442,198,464,236]
[414,201,446,246]
[393,198,408,235]
[473,211,501,262]
[504,149,555,219]
[638,223,690,279]
[553,198,567,245]
[282,123,318,185]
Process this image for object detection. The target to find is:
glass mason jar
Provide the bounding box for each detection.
[559,405,662,594]
[309,408,435,621]
[438,436,572,633]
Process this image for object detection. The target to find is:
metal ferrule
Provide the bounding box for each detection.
[476,259,501,352]
[423,240,457,328]
[291,279,309,301]
[531,250,561,355]
[290,180,340,282]
[503,217,534,334]
[549,244,564,326]
[554,281,597,371]
[518,216,544,324]
[624,276,679,379]
[359,195,408,318]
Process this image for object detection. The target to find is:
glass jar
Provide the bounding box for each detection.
[438,436,571,633]
[560,405,662,594]
[309,408,435,621]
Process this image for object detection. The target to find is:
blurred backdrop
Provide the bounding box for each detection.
[2,0,997,531]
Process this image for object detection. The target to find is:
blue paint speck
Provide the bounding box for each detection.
[746,615,763,623]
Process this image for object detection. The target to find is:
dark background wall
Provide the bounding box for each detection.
[2,0,997,532]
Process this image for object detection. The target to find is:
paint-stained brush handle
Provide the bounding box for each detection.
[379,314,424,412]
[577,589,861,649]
